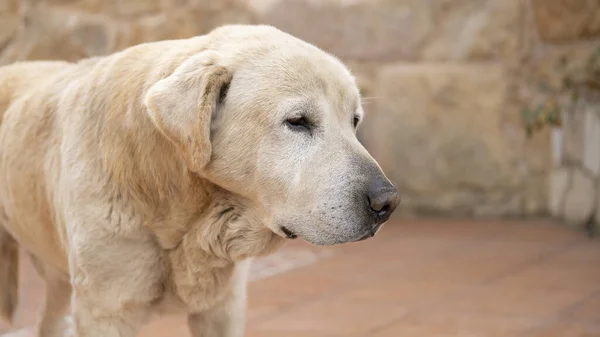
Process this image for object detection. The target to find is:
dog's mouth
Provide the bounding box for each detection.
[355,230,376,242]
[355,223,385,242]
[280,226,298,239]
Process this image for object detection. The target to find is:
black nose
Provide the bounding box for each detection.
[366,179,400,222]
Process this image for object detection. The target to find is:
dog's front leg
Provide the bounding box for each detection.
[187,261,250,337]
[68,230,166,337]
[71,297,149,337]
[187,293,246,337]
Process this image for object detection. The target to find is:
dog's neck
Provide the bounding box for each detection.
[150,179,286,261]
[121,148,286,261]
[156,181,285,312]
[154,181,285,312]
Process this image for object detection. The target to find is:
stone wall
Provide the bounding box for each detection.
[526,0,600,231]
[548,89,600,232]
[0,0,598,217]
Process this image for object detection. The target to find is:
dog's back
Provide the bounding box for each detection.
[0,61,71,122]
[0,61,71,326]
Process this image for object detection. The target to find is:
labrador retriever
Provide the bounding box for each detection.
[0,24,399,337]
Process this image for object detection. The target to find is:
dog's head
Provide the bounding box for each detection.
[145,25,399,245]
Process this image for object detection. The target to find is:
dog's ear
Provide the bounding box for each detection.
[144,52,232,172]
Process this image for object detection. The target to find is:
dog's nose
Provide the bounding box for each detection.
[366,179,400,222]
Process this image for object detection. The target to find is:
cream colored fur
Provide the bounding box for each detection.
[0,25,395,337]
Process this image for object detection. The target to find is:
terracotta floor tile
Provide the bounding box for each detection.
[253,293,407,335]
[369,310,540,337]
[283,238,443,282]
[566,292,600,325]
[247,263,362,325]
[499,221,586,243]
[249,264,350,301]
[4,254,45,331]
[392,218,518,241]
[497,262,600,294]
[438,281,590,319]
[551,241,600,265]
[1,327,34,337]
[528,322,600,337]
[247,329,339,337]
[247,301,283,324]
[396,240,560,285]
[342,278,471,309]
[250,247,339,285]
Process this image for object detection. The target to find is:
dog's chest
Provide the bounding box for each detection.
[156,251,243,314]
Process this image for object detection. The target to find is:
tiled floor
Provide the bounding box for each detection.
[2,218,600,337]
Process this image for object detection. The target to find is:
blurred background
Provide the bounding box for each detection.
[0,0,599,336]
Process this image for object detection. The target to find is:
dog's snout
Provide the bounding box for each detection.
[366,179,400,222]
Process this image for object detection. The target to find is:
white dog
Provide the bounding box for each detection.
[0,25,399,337]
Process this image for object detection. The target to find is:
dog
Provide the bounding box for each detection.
[0,24,399,337]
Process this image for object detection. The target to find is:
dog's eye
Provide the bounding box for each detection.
[285,116,312,132]
[353,116,360,128]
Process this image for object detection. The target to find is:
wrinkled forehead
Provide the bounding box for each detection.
[249,49,363,119]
